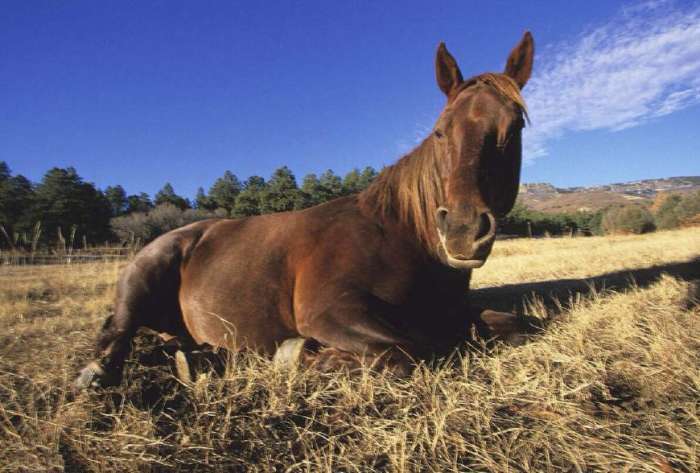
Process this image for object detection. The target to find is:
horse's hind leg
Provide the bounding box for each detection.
[75,234,189,389]
[75,310,138,389]
[74,265,151,388]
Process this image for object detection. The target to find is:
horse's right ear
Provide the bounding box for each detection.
[436,42,463,97]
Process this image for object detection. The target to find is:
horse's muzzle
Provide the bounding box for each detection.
[435,207,496,269]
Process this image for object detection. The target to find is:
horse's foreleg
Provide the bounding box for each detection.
[474,309,542,345]
[273,337,413,376]
[280,288,420,375]
[310,346,413,376]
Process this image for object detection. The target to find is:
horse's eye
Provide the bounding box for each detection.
[434,129,444,138]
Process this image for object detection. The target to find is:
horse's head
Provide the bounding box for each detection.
[433,32,533,270]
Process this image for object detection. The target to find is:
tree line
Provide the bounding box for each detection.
[0,161,378,248]
[2,160,698,249]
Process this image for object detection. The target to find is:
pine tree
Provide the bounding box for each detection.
[155,183,190,210]
[126,193,154,213]
[29,167,112,242]
[342,169,362,195]
[296,173,324,209]
[104,185,128,217]
[195,187,215,210]
[319,169,343,201]
[358,166,378,190]
[0,162,34,235]
[0,161,10,182]
[208,171,241,212]
[260,166,299,214]
[232,176,266,217]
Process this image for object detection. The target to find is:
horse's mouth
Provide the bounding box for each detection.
[436,228,491,270]
[444,254,486,269]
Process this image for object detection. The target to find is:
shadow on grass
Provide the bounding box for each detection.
[470,256,700,317]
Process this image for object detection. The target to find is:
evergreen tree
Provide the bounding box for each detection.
[104,185,128,217]
[29,167,112,242]
[126,193,154,213]
[0,162,34,235]
[232,176,266,217]
[195,187,215,210]
[319,169,343,201]
[342,169,362,195]
[358,166,378,190]
[296,173,324,209]
[260,166,299,213]
[341,167,377,195]
[154,183,190,210]
[208,171,241,212]
[0,161,9,182]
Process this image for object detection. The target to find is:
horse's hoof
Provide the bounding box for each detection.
[273,338,308,369]
[478,310,535,346]
[73,361,107,390]
[175,350,193,384]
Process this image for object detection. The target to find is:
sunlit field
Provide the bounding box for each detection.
[1,227,698,472]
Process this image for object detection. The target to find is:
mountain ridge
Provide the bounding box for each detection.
[518,176,700,213]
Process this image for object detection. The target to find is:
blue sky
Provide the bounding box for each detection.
[2,0,699,198]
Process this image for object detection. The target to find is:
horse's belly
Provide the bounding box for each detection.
[178,234,297,353]
[179,282,295,353]
[179,304,283,354]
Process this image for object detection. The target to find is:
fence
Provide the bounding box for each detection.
[0,247,133,266]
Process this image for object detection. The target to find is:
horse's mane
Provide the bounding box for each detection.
[358,135,445,251]
[358,73,527,251]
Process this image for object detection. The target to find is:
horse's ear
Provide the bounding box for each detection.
[436,42,463,96]
[504,31,534,89]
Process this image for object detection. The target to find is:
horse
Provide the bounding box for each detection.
[75,32,534,388]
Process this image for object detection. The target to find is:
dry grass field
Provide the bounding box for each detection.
[1,227,699,472]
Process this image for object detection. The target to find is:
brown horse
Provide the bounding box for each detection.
[76,32,534,388]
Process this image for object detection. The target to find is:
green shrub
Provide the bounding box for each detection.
[654,194,682,230]
[499,202,601,237]
[653,191,700,230]
[675,191,700,222]
[602,205,656,235]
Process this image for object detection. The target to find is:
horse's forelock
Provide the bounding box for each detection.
[472,73,529,123]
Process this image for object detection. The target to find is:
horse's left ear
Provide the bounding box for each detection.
[504,31,534,89]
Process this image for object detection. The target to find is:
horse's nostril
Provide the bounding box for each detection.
[435,207,449,233]
[475,212,493,241]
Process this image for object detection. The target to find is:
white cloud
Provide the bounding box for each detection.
[523,0,700,162]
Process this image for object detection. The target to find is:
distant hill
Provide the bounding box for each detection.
[519,176,700,213]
